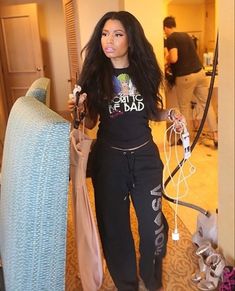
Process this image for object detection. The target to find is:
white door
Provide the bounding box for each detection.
[0,3,44,112]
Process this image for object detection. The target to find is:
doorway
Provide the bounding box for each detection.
[164,0,218,234]
[0,3,44,113]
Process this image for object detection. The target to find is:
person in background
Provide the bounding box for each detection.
[68,11,186,291]
[163,16,218,148]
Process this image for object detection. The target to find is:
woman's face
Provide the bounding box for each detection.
[101,19,129,68]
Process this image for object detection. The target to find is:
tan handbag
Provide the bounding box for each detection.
[70,125,103,291]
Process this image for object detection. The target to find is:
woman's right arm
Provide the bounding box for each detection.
[67,93,97,130]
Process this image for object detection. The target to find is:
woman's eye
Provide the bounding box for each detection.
[115,33,123,37]
[102,32,108,37]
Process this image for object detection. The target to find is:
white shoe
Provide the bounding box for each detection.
[197,253,226,290]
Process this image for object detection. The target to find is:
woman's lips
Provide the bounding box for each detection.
[105,47,115,53]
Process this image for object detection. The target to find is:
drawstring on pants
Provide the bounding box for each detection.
[109,139,150,191]
[123,151,136,189]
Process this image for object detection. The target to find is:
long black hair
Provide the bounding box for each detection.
[78,11,163,122]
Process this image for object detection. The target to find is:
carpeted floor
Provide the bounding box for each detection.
[65,179,199,291]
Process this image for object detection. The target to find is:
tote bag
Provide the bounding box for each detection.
[70,127,103,291]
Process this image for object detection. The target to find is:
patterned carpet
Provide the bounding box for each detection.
[65,179,199,291]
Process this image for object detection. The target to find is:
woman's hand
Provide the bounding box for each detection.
[68,92,87,112]
[68,92,97,130]
[68,92,87,129]
[168,108,187,133]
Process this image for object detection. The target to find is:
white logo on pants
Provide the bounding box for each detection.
[151,184,165,256]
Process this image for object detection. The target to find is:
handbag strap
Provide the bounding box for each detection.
[73,88,86,129]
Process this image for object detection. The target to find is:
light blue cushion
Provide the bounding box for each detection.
[0,96,70,291]
[25,77,50,105]
[26,87,47,103]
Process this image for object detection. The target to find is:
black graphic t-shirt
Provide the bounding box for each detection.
[97,68,152,148]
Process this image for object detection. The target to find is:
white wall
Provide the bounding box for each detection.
[76,0,121,52]
[38,0,71,111]
[167,3,205,59]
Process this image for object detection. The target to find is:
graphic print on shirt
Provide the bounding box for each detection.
[109,73,144,118]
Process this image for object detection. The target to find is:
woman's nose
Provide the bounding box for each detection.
[107,34,114,43]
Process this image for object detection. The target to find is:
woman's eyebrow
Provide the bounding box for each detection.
[102,29,125,33]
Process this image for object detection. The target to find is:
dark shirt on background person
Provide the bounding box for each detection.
[166,31,202,77]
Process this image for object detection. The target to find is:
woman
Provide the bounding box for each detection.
[68,11,185,291]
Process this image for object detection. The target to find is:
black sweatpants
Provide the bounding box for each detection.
[91,139,168,291]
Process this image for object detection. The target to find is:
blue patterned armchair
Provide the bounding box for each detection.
[25,77,50,105]
[0,95,70,291]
